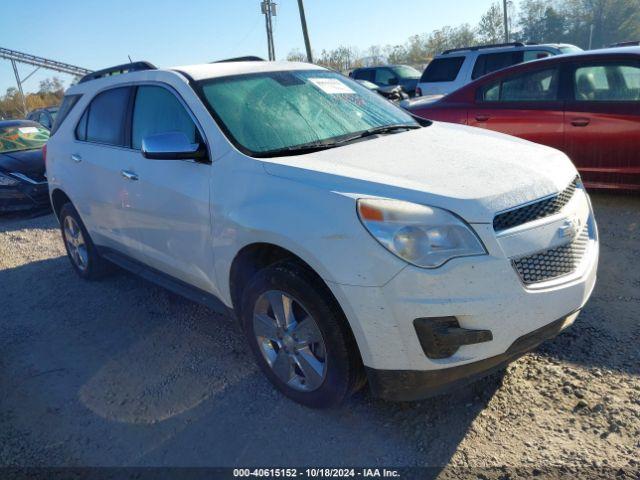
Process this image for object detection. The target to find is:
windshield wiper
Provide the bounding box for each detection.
[255,124,421,158]
[355,124,421,139]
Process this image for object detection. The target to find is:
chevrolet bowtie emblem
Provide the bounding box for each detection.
[559,217,581,239]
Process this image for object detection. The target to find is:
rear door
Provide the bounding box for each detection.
[564,59,640,189]
[468,66,565,151]
[70,86,142,255]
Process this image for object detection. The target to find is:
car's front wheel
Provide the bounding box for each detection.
[59,203,113,280]
[241,261,364,408]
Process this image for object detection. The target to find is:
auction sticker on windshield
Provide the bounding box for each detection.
[309,77,355,94]
[19,127,40,134]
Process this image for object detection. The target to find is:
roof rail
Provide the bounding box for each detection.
[212,56,265,63]
[609,41,640,47]
[442,42,529,55]
[78,61,157,83]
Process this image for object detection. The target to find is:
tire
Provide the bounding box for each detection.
[240,260,365,408]
[59,203,113,280]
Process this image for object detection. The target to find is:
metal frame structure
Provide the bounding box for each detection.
[0,47,93,116]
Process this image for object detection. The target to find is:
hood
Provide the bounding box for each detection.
[0,148,45,179]
[262,122,577,223]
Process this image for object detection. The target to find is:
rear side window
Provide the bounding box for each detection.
[479,68,559,102]
[574,63,640,101]
[50,94,81,135]
[76,87,131,146]
[472,51,524,80]
[353,69,374,82]
[131,86,196,149]
[420,57,465,83]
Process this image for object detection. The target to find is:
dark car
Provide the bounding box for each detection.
[0,120,50,212]
[405,47,640,191]
[350,65,421,97]
[356,79,409,103]
[26,106,58,130]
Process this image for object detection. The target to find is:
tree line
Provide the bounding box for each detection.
[0,78,66,120]
[288,0,640,71]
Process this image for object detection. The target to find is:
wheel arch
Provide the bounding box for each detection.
[50,188,72,221]
[228,241,366,380]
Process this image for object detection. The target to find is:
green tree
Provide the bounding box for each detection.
[478,2,505,43]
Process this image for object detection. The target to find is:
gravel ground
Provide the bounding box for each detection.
[0,193,638,477]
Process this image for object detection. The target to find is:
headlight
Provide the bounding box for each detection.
[0,172,20,186]
[357,198,486,268]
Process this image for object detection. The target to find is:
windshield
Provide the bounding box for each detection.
[392,65,421,79]
[0,124,50,153]
[199,70,417,156]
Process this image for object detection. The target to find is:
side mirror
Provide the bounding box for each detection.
[388,77,399,86]
[141,132,208,161]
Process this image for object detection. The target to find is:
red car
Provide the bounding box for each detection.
[406,47,640,190]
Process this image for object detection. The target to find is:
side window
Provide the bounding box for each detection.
[131,85,196,150]
[374,68,397,86]
[353,69,373,82]
[472,51,524,80]
[77,87,131,146]
[39,112,52,129]
[75,109,88,141]
[420,57,465,83]
[480,68,559,102]
[51,94,81,135]
[574,63,640,101]
[524,50,552,62]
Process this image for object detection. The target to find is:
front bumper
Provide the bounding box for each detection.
[328,187,598,399]
[366,311,578,401]
[0,182,50,212]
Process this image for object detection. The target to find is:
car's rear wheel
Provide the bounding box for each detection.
[241,261,364,408]
[59,203,113,280]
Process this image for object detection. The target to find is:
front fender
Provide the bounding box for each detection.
[211,158,406,305]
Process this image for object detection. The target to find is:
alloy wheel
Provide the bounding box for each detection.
[253,290,327,392]
[63,215,88,272]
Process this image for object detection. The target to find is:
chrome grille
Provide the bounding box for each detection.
[494,177,579,231]
[512,225,590,285]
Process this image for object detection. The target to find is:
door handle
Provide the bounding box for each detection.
[121,170,139,181]
[475,114,490,122]
[571,118,591,127]
[71,154,82,163]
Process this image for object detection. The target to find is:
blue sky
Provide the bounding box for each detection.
[1,0,504,94]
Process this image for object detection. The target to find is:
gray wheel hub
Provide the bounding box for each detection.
[253,290,327,392]
[63,215,88,272]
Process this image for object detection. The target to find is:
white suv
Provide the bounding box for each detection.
[46,59,598,408]
[416,42,582,97]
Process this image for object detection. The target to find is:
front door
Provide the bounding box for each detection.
[123,84,214,292]
[468,66,565,151]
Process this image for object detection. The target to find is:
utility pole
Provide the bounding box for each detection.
[588,24,595,50]
[261,0,277,61]
[503,0,510,43]
[297,0,313,63]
